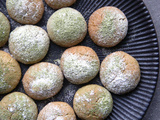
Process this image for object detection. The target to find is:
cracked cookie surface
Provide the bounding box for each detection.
[0,92,38,120]
[88,6,128,47]
[22,62,63,100]
[60,46,100,84]
[9,25,50,64]
[6,0,44,24]
[73,84,113,120]
[37,102,76,120]
[100,51,141,94]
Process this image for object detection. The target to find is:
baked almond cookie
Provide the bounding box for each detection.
[47,7,87,47]
[0,92,38,120]
[0,51,21,94]
[88,6,128,47]
[6,0,44,24]
[22,62,63,100]
[37,102,76,120]
[0,12,10,47]
[100,51,141,95]
[45,0,76,9]
[73,84,113,120]
[60,46,100,84]
[9,25,50,64]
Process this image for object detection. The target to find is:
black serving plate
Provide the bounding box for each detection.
[0,0,159,120]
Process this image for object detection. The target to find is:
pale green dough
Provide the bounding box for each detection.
[0,12,10,47]
[47,7,87,47]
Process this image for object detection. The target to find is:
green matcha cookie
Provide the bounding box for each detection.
[9,25,50,64]
[22,62,64,100]
[47,7,87,47]
[0,92,38,120]
[37,102,76,120]
[73,84,113,120]
[88,6,128,47]
[100,51,141,94]
[0,51,21,94]
[60,46,100,84]
[6,0,44,24]
[0,12,10,47]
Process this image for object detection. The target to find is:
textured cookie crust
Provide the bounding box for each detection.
[47,7,87,47]
[45,0,76,9]
[0,51,21,94]
[9,25,50,64]
[61,46,100,84]
[37,102,76,120]
[100,51,141,94]
[0,12,10,47]
[22,62,63,100]
[88,6,128,47]
[6,0,44,24]
[73,84,113,120]
[0,92,38,120]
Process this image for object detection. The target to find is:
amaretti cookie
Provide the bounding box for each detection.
[0,92,38,120]
[37,102,76,120]
[6,0,44,24]
[60,46,100,84]
[88,6,128,47]
[9,25,50,64]
[73,84,113,120]
[0,51,21,94]
[47,7,87,47]
[100,51,141,94]
[45,0,76,9]
[22,62,63,100]
[0,12,10,47]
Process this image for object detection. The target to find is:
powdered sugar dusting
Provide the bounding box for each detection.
[62,52,99,84]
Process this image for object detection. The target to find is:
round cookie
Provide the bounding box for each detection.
[22,62,63,100]
[0,51,21,94]
[37,102,76,120]
[47,7,87,47]
[60,46,100,84]
[0,12,10,47]
[73,84,113,120]
[88,6,128,47]
[6,0,44,24]
[45,0,76,9]
[100,51,141,95]
[0,92,38,120]
[9,25,50,64]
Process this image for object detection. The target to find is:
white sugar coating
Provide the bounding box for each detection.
[23,62,63,100]
[61,51,99,84]
[37,102,76,120]
[73,85,113,119]
[6,0,44,24]
[9,25,50,64]
[0,92,37,120]
[100,51,140,94]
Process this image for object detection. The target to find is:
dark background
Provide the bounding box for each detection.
[143,0,160,120]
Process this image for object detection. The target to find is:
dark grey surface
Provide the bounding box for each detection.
[143,0,160,120]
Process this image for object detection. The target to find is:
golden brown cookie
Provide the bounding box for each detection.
[47,8,87,47]
[6,0,44,24]
[0,12,10,47]
[60,46,100,84]
[0,92,38,120]
[37,102,76,120]
[45,0,76,9]
[22,62,64,100]
[100,51,141,94]
[88,6,128,47]
[0,51,21,94]
[73,84,113,120]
